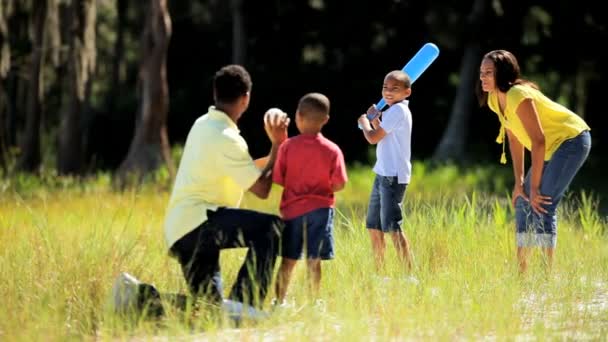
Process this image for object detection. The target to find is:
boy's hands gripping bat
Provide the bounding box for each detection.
[359,42,440,128]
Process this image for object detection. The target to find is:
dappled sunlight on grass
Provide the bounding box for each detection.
[1,162,607,340]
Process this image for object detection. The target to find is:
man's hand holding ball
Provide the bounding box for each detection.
[264,108,289,145]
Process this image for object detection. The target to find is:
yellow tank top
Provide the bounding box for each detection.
[487,84,590,163]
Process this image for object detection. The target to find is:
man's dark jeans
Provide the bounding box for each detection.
[170,207,284,308]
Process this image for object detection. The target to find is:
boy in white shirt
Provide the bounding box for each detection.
[357,70,414,272]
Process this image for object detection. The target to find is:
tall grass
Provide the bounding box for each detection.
[1,161,607,340]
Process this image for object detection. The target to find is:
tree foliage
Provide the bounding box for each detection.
[0,0,605,180]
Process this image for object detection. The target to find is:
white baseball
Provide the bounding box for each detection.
[264,107,287,127]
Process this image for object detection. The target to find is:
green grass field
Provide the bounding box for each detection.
[1,162,607,341]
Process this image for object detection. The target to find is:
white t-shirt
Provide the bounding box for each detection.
[373,100,412,184]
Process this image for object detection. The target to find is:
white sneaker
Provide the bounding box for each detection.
[372,275,393,283]
[111,272,142,314]
[313,298,327,313]
[401,275,420,285]
[222,299,269,321]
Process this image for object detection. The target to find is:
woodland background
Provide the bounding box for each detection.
[0,0,605,189]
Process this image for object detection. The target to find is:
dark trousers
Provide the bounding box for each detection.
[170,207,284,308]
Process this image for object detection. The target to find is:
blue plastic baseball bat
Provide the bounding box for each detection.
[359,43,440,129]
[374,43,440,112]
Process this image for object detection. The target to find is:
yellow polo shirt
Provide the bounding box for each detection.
[488,84,590,163]
[164,106,261,249]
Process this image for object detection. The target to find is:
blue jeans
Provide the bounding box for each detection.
[366,175,407,232]
[515,131,591,248]
[282,207,335,260]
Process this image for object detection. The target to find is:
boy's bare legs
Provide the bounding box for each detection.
[306,258,322,299]
[390,231,413,271]
[275,258,297,303]
[368,229,385,270]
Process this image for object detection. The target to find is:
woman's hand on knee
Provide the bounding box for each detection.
[511,185,528,208]
[529,188,552,214]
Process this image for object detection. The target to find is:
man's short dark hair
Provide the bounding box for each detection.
[213,65,252,103]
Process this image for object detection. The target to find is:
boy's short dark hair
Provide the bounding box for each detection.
[386,70,411,88]
[297,93,330,122]
[213,65,252,103]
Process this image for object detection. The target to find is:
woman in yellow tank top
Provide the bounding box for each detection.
[477,50,591,273]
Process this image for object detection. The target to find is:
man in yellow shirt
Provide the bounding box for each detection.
[164,65,288,309]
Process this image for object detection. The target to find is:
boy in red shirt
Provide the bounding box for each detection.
[272,93,348,304]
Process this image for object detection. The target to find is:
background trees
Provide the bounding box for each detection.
[114,0,173,187]
[0,0,605,181]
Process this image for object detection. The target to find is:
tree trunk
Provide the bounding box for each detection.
[107,0,126,112]
[0,0,11,78]
[0,1,11,173]
[231,0,246,65]
[574,62,593,119]
[0,80,7,173]
[57,0,96,175]
[16,0,46,172]
[432,45,480,162]
[432,0,487,162]
[6,46,21,151]
[115,0,173,187]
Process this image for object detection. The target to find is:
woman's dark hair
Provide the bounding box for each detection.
[213,64,252,103]
[476,50,538,107]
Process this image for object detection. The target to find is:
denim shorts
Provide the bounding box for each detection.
[366,175,407,233]
[515,130,591,248]
[282,207,334,260]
